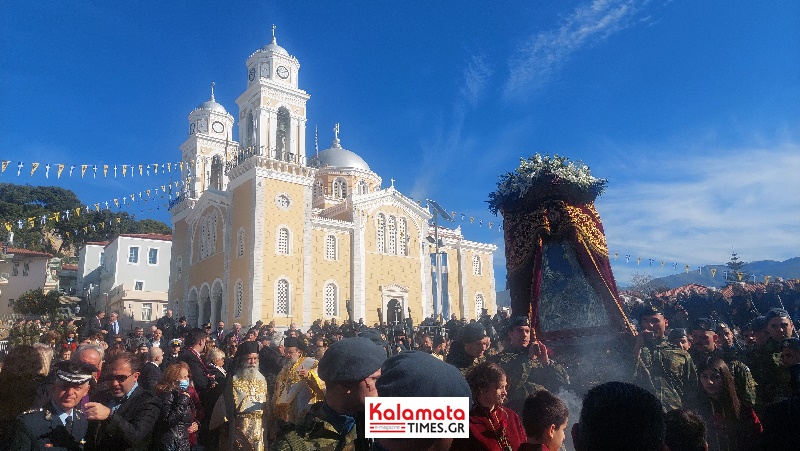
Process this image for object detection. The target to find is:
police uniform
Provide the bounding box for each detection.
[11,361,96,451]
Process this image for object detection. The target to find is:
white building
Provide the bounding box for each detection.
[92,234,172,328]
[0,247,54,316]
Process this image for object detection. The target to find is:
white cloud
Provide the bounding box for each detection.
[505,0,647,99]
[597,143,800,284]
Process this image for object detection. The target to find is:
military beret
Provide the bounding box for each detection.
[766,308,791,322]
[318,337,387,384]
[55,360,97,385]
[668,328,689,341]
[716,322,730,332]
[202,323,212,329]
[377,351,471,400]
[692,318,717,332]
[461,322,487,343]
[359,328,389,347]
[639,304,664,319]
[508,316,530,330]
[169,339,183,347]
[782,337,800,351]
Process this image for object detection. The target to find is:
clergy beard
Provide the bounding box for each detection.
[236,364,266,383]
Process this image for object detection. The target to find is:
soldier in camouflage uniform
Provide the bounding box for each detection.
[269,337,386,451]
[749,308,794,412]
[689,318,757,408]
[487,316,569,414]
[445,322,489,375]
[633,305,698,411]
[8,318,26,347]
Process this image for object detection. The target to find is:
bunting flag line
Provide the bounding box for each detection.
[0,158,195,179]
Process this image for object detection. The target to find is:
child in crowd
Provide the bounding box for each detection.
[521,390,569,451]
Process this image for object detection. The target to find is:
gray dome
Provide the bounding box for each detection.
[262,37,289,56]
[196,100,228,113]
[311,139,371,171]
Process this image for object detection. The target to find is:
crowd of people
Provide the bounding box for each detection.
[0,289,798,451]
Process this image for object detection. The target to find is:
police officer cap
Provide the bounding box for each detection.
[509,315,530,329]
[461,322,487,343]
[170,339,182,347]
[202,323,212,329]
[668,328,689,341]
[639,304,664,319]
[781,337,800,351]
[55,360,97,385]
[716,321,730,332]
[318,337,387,384]
[765,308,791,322]
[359,328,389,347]
[692,318,717,332]
[377,351,471,400]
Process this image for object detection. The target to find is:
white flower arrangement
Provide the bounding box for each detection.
[488,154,607,214]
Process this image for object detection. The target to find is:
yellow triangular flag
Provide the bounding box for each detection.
[167,162,171,172]
[103,165,108,177]
[711,268,717,278]
[113,199,119,207]
[153,164,158,174]
[94,203,100,212]
[764,275,771,284]
[116,217,121,223]
[27,217,35,228]
[122,165,127,177]
[4,222,11,232]
[179,162,183,171]
[146,189,151,197]
[737,272,743,281]
[685,265,690,273]
[75,207,81,217]
[30,162,39,176]
[65,231,70,237]
[57,164,64,178]
[100,222,105,229]
[81,165,88,177]
[53,212,60,222]
[130,194,135,202]
[83,227,88,234]
[1,161,9,173]
[469,217,474,224]
[139,165,143,176]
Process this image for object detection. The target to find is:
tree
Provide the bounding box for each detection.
[725,250,751,284]
[13,288,62,316]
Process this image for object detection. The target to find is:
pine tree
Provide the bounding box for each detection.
[725,250,752,284]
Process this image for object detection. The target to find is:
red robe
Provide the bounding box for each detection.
[451,406,527,451]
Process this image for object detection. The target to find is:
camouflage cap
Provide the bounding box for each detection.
[668,328,689,341]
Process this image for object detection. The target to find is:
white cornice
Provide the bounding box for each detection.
[310,216,355,232]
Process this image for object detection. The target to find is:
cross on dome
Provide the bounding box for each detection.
[331,123,341,148]
[210,81,215,101]
[271,24,277,43]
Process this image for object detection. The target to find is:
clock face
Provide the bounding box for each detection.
[261,64,270,78]
[276,194,290,209]
[248,67,256,81]
[277,66,289,79]
[212,121,224,133]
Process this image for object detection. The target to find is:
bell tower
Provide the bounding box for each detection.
[235,26,310,164]
[180,82,236,198]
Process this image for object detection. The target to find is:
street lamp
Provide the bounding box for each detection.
[426,199,454,321]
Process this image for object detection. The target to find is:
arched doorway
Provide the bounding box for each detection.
[386,299,404,326]
[380,284,409,327]
[200,285,211,326]
[188,290,199,328]
[211,281,224,325]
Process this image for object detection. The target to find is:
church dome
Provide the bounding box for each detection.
[196,99,228,113]
[310,138,371,171]
[261,37,289,56]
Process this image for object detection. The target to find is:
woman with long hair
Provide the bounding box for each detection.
[451,362,527,451]
[0,345,47,443]
[153,362,198,451]
[697,357,762,451]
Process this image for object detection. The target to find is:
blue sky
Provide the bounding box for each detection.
[1,0,798,288]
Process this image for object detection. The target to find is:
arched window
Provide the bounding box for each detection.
[277,227,290,255]
[209,215,217,256]
[376,214,385,253]
[357,180,368,195]
[473,254,482,275]
[324,283,337,317]
[237,227,245,258]
[332,178,347,199]
[277,106,291,159]
[234,281,244,318]
[325,235,337,260]
[387,215,396,255]
[314,180,323,197]
[199,221,206,259]
[275,278,290,316]
[397,217,407,256]
[245,111,255,151]
[210,155,223,190]
[475,293,485,316]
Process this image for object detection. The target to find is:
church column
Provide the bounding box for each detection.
[352,209,367,324]
[268,111,278,158]
[302,183,313,330]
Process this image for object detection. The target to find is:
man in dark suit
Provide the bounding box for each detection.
[138,347,163,392]
[84,352,161,451]
[12,360,97,450]
[156,309,177,342]
[102,312,121,345]
[178,328,216,446]
[83,311,105,340]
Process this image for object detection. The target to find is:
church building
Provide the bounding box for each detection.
[168,31,497,330]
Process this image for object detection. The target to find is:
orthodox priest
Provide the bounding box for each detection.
[270,337,325,433]
[221,341,269,451]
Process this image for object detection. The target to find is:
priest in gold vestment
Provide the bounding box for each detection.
[221,341,269,451]
[269,336,325,435]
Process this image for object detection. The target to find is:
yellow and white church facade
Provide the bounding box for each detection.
[168,33,497,330]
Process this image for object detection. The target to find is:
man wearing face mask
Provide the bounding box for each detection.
[12,360,97,450]
[633,305,698,411]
